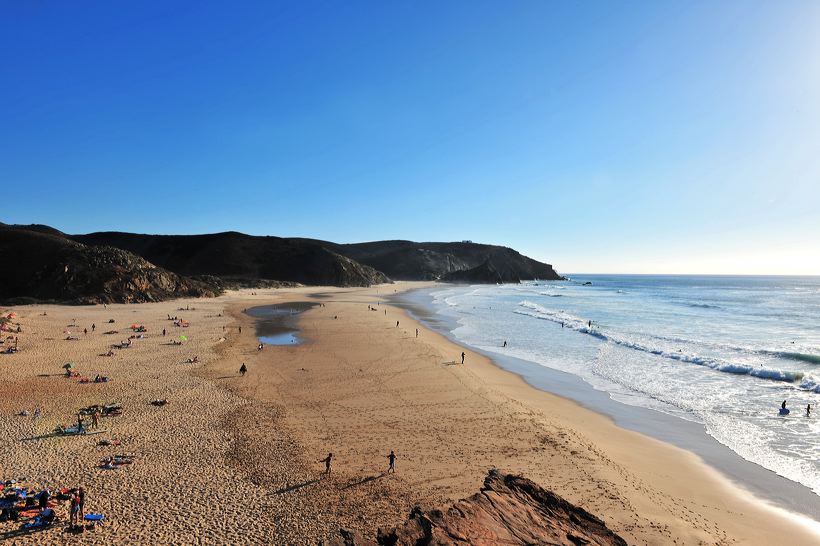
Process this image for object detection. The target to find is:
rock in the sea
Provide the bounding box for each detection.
[327,470,626,546]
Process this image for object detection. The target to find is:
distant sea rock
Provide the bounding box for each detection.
[327,469,626,545]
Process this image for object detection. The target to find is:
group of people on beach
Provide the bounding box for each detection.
[318,451,396,475]
[0,484,89,532]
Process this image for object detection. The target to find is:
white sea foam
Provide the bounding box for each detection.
[426,279,820,498]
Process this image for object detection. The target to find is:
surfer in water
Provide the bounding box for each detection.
[807,404,811,417]
[782,400,787,410]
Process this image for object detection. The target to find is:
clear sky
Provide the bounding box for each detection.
[2,1,819,275]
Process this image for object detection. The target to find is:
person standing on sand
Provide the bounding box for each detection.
[461,352,465,364]
[69,491,80,529]
[238,326,242,334]
[396,320,400,328]
[415,328,418,338]
[91,323,95,332]
[240,363,247,376]
[78,487,86,521]
[84,328,88,336]
[320,453,333,474]
[162,328,166,337]
[91,409,99,429]
[387,450,396,473]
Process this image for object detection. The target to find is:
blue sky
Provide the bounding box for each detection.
[2,1,819,274]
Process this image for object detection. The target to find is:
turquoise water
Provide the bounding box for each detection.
[258,332,300,345]
[426,275,820,497]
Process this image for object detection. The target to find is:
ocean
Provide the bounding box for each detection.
[403,275,820,501]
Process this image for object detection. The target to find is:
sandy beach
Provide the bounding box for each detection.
[1,282,818,545]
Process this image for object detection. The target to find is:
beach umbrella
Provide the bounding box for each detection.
[179,335,188,342]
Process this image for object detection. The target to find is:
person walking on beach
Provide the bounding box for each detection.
[396,320,400,328]
[320,453,333,474]
[503,340,507,347]
[238,326,242,334]
[91,409,99,429]
[240,363,247,376]
[84,328,88,336]
[415,328,418,338]
[461,352,465,365]
[162,328,166,337]
[91,323,95,332]
[387,450,396,473]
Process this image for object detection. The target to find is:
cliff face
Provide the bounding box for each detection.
[0,227,221,304]
[328,470,626,546]
[303,239,564,282]
[73,232,562,285]
[442,258,514,284]
[72,231,390,288]
[3,223,562,297]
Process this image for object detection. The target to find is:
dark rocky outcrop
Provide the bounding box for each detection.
[2,222,563,299]
[75,232,563,284]
[318,240,563,282]
[0,226,221,304]
[442,258,517,284]
[72,231,390,288]
[326,470,626,546]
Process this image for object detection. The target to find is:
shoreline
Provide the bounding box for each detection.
[225,282,820,544]
[2,283,818,544]
[390,286,820,523]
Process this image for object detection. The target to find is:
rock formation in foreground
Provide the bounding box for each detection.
[327,470,626,546]
[0,225,222,304]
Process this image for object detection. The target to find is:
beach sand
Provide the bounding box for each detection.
[1,282,817,544]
